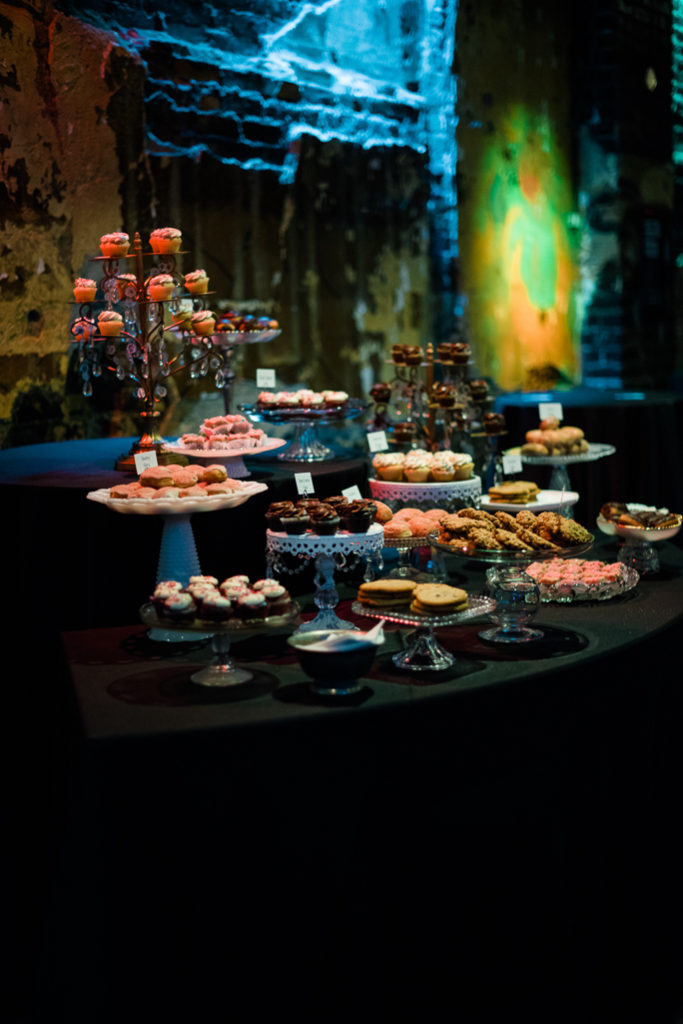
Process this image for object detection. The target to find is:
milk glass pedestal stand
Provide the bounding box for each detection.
[369,475,482,511]
[87,482,267,641]
[266,524,385,633]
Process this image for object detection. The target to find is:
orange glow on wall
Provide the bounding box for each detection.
[463,107,580,391]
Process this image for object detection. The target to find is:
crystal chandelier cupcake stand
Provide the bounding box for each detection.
[71,231,275,470]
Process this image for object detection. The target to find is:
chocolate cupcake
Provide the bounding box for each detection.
[468,379,489,401]
[452,342,471,365]
[342,500,375,533]
[280,509,311,535]
[266,500,296,531]
[404,346,423,366]
[261,583,293,617]
[370,381,392,404]
[483,411,506,435]
[393,421,417,443]
[309,503,340,536]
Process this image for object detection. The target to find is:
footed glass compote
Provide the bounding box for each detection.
[190,631,253,687]
[479,566,542,644]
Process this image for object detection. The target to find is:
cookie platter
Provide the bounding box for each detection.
[352,595,494,630]
[428,531,594,565]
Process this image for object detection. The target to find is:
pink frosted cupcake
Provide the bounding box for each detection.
[372,452,405,481]
[147,273,175,301]
[184,269,209,295]
[403,450,434,483]
[97,310,124,336]
[99,232,130,258]
[73,278,97,302]
[191,310,216,336]
[149,227,182,254]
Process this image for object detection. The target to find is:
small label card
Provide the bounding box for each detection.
[502,452,523,475]
[342,485,362,501]
[367,430,388,453]
[294,472,315,496]
[134,450,158,474]
[256,368,276,389]
[539,401,563,423]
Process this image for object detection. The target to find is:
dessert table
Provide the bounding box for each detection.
[0,437,369,629]
[15,536,683,1024]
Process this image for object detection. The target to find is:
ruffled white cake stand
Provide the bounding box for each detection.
[266,524,385,633]
[369,475,482,511]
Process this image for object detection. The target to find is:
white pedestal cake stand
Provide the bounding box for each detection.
[266,524,385,633]
[163,437,287,478]
[87,481,268,641]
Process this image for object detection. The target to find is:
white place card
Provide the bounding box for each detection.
[134,450,158,473]
[367,430,388,453]
[502,452,523,475]
[342,485,362,501]
[256,368,276,389]
[294,472,315,496]
[539,401,563,423]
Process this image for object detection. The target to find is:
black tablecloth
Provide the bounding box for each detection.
[12,538,683,1024]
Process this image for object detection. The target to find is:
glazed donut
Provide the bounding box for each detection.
[139,465,175,488]
[539,416,560,430]
[199,464,228,484]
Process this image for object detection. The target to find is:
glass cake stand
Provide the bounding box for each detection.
[382,534,447,581]
[521,442,616,492]
[428,530,594,568]
[240,399,366,462]
[266,524,385,633]
[597,508,682,573]
[351,595,495,672]
[140,602,300,686]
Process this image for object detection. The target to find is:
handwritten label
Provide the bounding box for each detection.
[134,450,158,473]
[367,430,389,453]
[256,368,276,389]
[502,452,523,475]
[342,485,362,501]
[539,401,563,423]
[294,472,315,496]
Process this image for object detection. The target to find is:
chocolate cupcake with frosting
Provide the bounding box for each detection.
[342,500,375,533]
[309,503,340,536]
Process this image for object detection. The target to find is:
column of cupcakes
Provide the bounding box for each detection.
[430,341,472,450]
[387,344,429,447]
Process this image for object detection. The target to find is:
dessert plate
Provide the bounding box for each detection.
[481,489,579,513]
